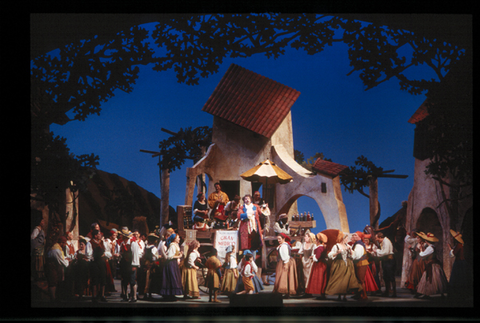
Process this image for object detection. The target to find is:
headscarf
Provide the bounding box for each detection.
[166,233,177,248]
[316,232,327,244]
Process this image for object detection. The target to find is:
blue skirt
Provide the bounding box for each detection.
[234,273,264,293]
[159,259,183,296]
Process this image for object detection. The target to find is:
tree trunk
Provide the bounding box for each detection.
[160,168,170,226]
[369,177,380,229]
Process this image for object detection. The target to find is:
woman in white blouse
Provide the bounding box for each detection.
[324,232,362,301]
[298,231,316,296]
[415,232,448,299]
[182,239,201,299]
[273,233,298,298]
[159,233,184,301]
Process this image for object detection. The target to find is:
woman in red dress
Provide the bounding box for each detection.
[305,232,329,299]
[363,234,379,295]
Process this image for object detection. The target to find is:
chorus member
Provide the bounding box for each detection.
[193,192,209,223]
[234,250,264,293]
[404,230,425,294]
[224,195,241,228]
[236,253,255,295]
[142,233,159,300]
[273,233,298,298]
[374,232,397,297]
[325,232,362,301]
[350,231,370,300]
[72,237,90,300]
[273,213,290,235]
[221,245,239,294]
[447,229,472,300]
[298,231,316,296]
[363,234,380,296]
[182,240,201,299]
[45,236,69,302]
[205,248,223,303]
[237,194,263,252]
[31,217,46,281]
[128,231,142,302]
[415,232,448,299]
[306,232,328,299]
[208,182,229,220]
[90,246,108,302]
[63,231,76,298]
[105,229,118,286]
[159,233,183,301]
[118,229,133,301]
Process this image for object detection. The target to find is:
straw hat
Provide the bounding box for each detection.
[120,229,132,238]
[449,229,464,244]
[148,232,159,239]
[417,232,439,243]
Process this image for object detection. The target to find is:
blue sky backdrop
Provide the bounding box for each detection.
[49,22,433,235]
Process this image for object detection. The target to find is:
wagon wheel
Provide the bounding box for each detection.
[197,248,213,295]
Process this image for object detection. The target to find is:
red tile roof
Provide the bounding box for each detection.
[202,64,301,138]
[408,99,430,124]
[312,159,349,178]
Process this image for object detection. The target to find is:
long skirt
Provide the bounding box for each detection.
[302,257,314,289]
[159,259,183,296]
[181,267,199,297]
[416,263,448,296]
[150,259,164,294]
[206,270,221,290]
[305,261,327,295]
[325,258,362,295]
[73,259,89,295]
[273,258,298,295]
[221,268,239,292]
[405,258,425,291]
[364,266,379,292]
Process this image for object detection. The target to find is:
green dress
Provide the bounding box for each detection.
[325,243,362,295]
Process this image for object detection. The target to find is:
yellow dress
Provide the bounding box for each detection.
[205,255,222,290]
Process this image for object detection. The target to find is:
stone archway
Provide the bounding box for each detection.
[416,207,444,264]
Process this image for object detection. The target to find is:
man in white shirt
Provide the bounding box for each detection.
[375,232,397,297]
[129,231,141,302]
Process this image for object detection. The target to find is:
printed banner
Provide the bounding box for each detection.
[214,230,239,264]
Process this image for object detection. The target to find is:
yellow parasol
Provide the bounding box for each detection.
[240,159,293,185]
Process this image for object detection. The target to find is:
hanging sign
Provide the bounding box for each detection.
[214,230,239,264]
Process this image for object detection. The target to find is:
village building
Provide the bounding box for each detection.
[184,63,350,235]
[401,60,473,285]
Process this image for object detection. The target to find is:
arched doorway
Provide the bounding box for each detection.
[416,207,444,264]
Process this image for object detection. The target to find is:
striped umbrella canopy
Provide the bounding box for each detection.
[240,159,293,185]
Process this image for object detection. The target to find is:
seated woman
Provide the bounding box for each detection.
[193,192,209,221]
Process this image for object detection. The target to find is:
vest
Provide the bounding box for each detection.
[352,240,369,266]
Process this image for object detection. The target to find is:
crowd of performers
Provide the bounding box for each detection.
[31,186,472,303]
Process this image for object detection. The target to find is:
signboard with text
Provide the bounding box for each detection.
[214,230,239,264]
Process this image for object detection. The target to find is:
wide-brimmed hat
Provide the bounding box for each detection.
[278,213,288,221]
[148,232,159,239]
[120,229,132,238]
[449,229,464,244]
[417,232,439,243]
